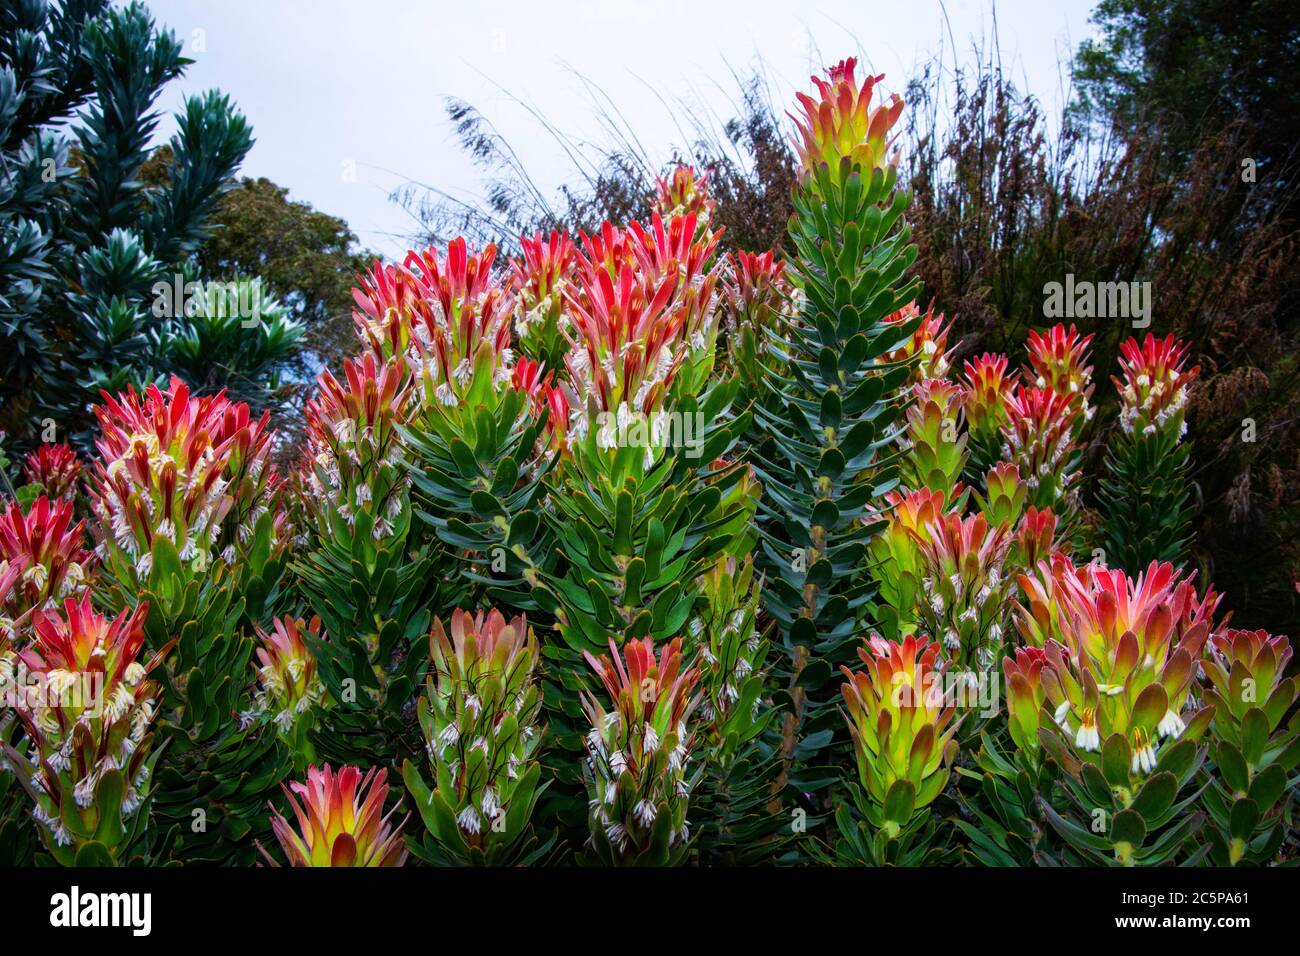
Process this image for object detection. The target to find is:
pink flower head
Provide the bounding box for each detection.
[1114,333,1199,437]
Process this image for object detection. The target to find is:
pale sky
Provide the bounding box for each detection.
[143,0,1098,259]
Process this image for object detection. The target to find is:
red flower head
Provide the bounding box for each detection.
[1004,645,1051,755]
[724,248,791,327]
[1032,560,1221,777]
[1025,323,1095,425]
[23,444,82,501]
[0,496,94,619]
[790,58,904,183]
[1114,333,1199,437]
[1001,384,1081,509]
[511,231,578,372]
[404,238,517,405]
[564,213,722,419]
[89,376,236,581]
[653,164,717,229]
[884,301,953,383]
[512,357,569,452]
[301,352,410,542]
[962,353,1018,446]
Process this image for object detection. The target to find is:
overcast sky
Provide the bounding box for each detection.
[144,0,1098,259]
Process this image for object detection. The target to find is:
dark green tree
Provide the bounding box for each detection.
[1073,0,1300,221]
[192,174,373,373]
[0,0,254,446]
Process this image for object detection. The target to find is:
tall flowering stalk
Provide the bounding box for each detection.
[754,59,923,813]
[689,557,768,747]
[22,444,82,501]
[898,378,968,493]
[261,764,408,867]
[580,636,700,865]
[402,609,547,865]
[867,486,960,641]
[300,353,410,557]
[395,239,557,613]
[240,616,325,771]
[915,511,1014,673]
[85,378,274,767]
[295,351,437,770]
[86,377,291,865]
[0,597,170,865]
[950,641,1058,866]
[1099,334,1199,570]
[537,208,747,830]
[1000,384,1081,512]
[1021,559,1220,865]
[1199,628,1300,864]
[961,353,1017,474]
[511,230,578,376]
[836,635,961,863]
[0,496,94,620]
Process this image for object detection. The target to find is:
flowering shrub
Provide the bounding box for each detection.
[836,635,961,863]
[867,486,961,641]
[241,615,325,768]
[899,378,968,493]
[0,596,169,864]
[402,608,547,865]
[883,302,953,385]
[999,385,1081,512]
[915,511,1013,672]
[580,636,700,864]
[961,353,1016,474]
[1024,323,1094,432]
[1099,334,1200,570]
[0,55,1290,872]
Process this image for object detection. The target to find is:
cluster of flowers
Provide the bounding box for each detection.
[0,53,1288,871]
